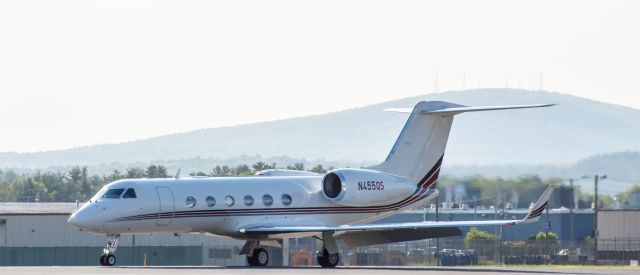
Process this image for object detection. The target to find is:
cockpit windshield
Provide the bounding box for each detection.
[101,188,125,199]
[122,188,137,199]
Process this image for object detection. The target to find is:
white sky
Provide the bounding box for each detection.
[0,0,639,152]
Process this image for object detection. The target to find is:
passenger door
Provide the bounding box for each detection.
[155,186,175,226]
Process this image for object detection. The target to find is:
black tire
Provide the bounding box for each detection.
[99,254,106,266]
[247,248,268,266]
[247,254,257,266]
[317,251,327,266]
[105,254,116,266]
[317,248,339,268]
[255,248,269,266]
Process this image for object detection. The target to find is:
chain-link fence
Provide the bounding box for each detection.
[2,238,638,266]
[287,237,640,266]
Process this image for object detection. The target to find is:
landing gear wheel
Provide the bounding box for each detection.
[99,254,106,266]
[247,248,269,266]
[317,248,339,268]
[104,254,116,266]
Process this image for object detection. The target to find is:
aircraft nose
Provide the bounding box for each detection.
[68,212,84,227]
[68,208,94,230]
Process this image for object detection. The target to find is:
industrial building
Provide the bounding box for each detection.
[597,210,640,251]
[0,203,267,266]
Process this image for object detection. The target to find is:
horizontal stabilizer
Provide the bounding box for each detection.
[385,101,555,115]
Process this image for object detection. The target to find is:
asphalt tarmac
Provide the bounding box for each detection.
[0,266,638,275]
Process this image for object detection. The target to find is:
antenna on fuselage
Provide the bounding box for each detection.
[174,169,181,179]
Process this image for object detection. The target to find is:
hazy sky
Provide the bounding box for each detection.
[1,0,638,152]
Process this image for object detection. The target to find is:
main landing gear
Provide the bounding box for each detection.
[247,247,269,266]
[240,232,340,268]
[317,231,340,268]
[241,241,270,266]
[99,234,120,266]
[316,246,339,268]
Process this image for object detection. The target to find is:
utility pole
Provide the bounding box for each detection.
[435,196,440,266]
[569,179,574,242]
[539,73,544,91]
[593,174,606,265]
[494,195,498,263]
[545,206,549,262]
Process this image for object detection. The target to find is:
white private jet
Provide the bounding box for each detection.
[68,101,555,267]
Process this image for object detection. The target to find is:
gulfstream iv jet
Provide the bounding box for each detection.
[68,101,555,267]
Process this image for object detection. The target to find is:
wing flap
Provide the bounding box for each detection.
[239,219,520,235]
[341,227,462,247]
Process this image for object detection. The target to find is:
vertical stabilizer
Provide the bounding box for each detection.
[369,101,554,186]
[369,101,457,185]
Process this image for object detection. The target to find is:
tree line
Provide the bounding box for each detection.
[0,164,638,208]
[0,162,330,202]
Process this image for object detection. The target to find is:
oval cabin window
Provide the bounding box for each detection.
[281,194,292,206]
[225,196,235,207]
[205,196,215,207]
[244,195,254,206]
[185,196,196,208]
[262,194,273,206]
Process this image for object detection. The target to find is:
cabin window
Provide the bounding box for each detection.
[122,188,137,199]
[244,195,254,206]
[281,194,292,206]
[225,196,235,207]
[206,196,215,207]
[185,196,196,208]
[101,188,125,199]
[262,194,273,206]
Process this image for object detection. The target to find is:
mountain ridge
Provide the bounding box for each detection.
[2,89,640,169]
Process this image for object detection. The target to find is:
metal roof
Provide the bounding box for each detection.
[0,202,79,215]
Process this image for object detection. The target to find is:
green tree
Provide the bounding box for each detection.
[310,164,327,173]
[126,167,146,178]
[189,171,207,176]
[252,162,267,172]
[235,164,251,175]
[618,185,640,206]
[4,169,17,182]
[287,163,305,171]
[221,165,232,176]
[464,227,497,247]
[531,231,559,244]
[146,165,168,178]
[104,169,124,182]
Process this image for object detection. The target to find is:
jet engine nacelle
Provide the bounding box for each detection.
[321,168,415,206]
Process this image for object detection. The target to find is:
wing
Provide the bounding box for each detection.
[239,185,554,235]
[239,219,521,235]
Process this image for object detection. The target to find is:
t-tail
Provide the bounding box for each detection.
[369,101,554,186]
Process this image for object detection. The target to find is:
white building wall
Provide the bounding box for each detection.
[597,210,640,250]
[0,214,244,248]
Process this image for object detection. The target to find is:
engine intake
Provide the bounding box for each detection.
[321,168,415,207]
[323,172,342,199]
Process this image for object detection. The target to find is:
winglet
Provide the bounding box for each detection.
[520,185,554,224]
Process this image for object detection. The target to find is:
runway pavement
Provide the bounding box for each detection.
[0,266,638,275]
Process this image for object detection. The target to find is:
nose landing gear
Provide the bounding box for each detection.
[99,234,120,266]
